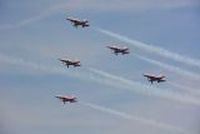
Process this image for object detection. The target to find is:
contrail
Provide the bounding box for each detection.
[80,101,187,134]
[1,53,200,106]
[135,55,200,80]
[94,27,200,69]
[88,67,200,106]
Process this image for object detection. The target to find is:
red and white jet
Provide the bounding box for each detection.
[143,73,166,84]
[107,45,130,55]
[55,95,77,104]
[66,17,89,28]
[58,58,81,68]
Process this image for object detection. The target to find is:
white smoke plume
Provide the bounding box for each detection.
[80,101,187,134]
[95,27,200,69]
[1,53,200,106]
[88,67,200,106]
[135,55,200,80]
[168,81,200,96]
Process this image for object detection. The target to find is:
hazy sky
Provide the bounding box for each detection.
[1,0,200,134]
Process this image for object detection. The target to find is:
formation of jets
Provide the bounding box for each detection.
[107,45,130,55]
[66,17,90,28]
[55,16,167,105]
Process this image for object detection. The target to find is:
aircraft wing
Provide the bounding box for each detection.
[55,95,64,100]
[67,17,79,22]
[144,74,156,79]
[158,79,166,83]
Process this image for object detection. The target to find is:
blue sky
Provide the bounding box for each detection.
[1,0,200,134]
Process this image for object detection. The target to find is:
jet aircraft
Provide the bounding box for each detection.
[107,45,129,55]
[58,58,81,68]
[143,73,166,84]
[55,95,77,104]
[66,17,89,28]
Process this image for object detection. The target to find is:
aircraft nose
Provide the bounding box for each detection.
[106,46,111,48]
[55,95,59,98]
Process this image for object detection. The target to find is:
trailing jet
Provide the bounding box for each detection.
[143,73,166,84]
[107,45,129,55]
[66,17,89,28]
[58,58,81,68]
[55,95,77,104]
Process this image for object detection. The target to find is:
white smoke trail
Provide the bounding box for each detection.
[168,81,200,96]
[0,54,65,74]
[1,53,200,106]
[0,53,92,80]
[94,27,200,69]
[135,55,200,80]
[88,67,200,106]
[0,8,56,30]
[80,101,187,134]
[1,54,188,133]
[0,0,78,30]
